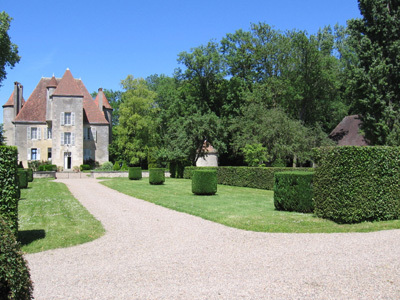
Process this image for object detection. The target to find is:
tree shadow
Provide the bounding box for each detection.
[18,230,46,246]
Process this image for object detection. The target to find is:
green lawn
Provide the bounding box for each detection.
[18,179,105,254]
[100,177,400,233]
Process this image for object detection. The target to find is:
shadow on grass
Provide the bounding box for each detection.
[18,230,46,246]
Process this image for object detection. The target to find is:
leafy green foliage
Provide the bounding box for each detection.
[274,172,314,213]
[120,161,128,171]
[96,161,113,171]
[112,161,120,171]
[0,146,19,234]
[128,167,142,180]
[149,168,165,185]
[26,169,33,182]
[313,146,400,223]
[347,0,400,145]
[113,76,158,165]
[0,12,20,87]
[242,144,268,167]
[17,169,28,189]
[80,164,91,171]
[0,215,33,300]
[184,166,312,190]
[0,124,5,145]
[192,170,217,195]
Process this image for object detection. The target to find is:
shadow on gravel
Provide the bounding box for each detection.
[18,230,46,246]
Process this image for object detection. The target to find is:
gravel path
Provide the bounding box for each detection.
[26,178,400,299]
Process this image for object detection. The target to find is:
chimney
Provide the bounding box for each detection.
[98,88,103,111]
[13,82,23,117]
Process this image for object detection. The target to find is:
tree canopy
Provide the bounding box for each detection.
[0,11,20,87]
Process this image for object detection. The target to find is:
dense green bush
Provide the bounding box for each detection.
[120,161,128,171]
[192,170,217,195]
[45,164,57,171]
[149,168,165,185]
[26,169,33,182]
[80,164,91,171]
[184,166,312,190]
[313,146,400,224]
[113,161,120,171]
[17,169,28,189]
[169,162,177,178]
[0,215,33,300]
[96,162,114,171]
[0,146,19,234]
[128,167,142,180]
[274,172,314,213]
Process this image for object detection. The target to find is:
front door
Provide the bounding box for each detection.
[64,152,72,170]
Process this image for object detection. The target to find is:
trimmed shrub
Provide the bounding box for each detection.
[97,162,114,171]
[26,169,34,182]
[192,170,217,195]
[184,166,313,190]
[313,146,400,224]
[274,171,314,213]
[149,168,165,185]
[176,161,185,178]
[0,146,19,234]
[113,161,120,171]
[17,169,28,189]
[45,164,57,171]
[38,165,46,171]
[120,161,128,171]
[0,215,33,300]
[80,164,91,171]
[128,167,142,180]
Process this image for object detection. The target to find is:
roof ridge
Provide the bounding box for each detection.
[52,69,83,97]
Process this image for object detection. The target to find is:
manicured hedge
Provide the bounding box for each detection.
[149,168,165,185]
[0,146,19,234]
[184,166,313,190]
[313,146,400,224]
[274,172,314,213]
[192,170,217,195]
[0,215,33,300]
[38,164,57,171]
[80,164,91,171]
[17,169,28,189]
[26,168,34,182]
[128,167,142,180]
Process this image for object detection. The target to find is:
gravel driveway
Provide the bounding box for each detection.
[25,178,400,299]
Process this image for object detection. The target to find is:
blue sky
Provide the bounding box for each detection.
[1,0,361,123]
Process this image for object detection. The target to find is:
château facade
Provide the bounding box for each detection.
[2,69,112,170]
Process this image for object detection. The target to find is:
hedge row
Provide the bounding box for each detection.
[38,164,57,171]
[129,167,142,180]
[149,168,165,185]
[184,166,312,190]
[0,146,20,234]
[274,172,314,213]
[313,146,400,224]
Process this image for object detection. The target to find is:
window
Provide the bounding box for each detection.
[27,127,41,140]
[47,127,52,139]
[61,132,75,146]
[28,148,40,161]
[48,148,52,161]
[61,112,75,126]
[84,149,92,160]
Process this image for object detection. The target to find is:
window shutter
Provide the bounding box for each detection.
[71,112,75,126]
[27,149,31,160]
[71,132,75,146]
[61,132,64,145]
[38,128,41,140]
[91,127,97,142]
[37,148,41,160]
[61,112,65,126]
[27,127,31,140]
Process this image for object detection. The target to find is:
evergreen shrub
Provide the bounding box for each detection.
[313,146,400,224]
[0,146,19,234]
[80,164,91,171]
[0,215,33,300]
[169,162,177,178]
[120,161,128,171]
[17,169,28,189]
[97,162,113,171]
[27,169,34,182]
[113,161,120,171]
[45,164,57,171]
[149,168,165,185]
[128,167,142,180]
[184,166,312,190]
[274,171,314,213]
[192,170,217,195]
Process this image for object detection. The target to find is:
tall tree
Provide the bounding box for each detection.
[0,11,20,86]
[113,76,158,165]
[0,123,5,145]
[348,0,400,145]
